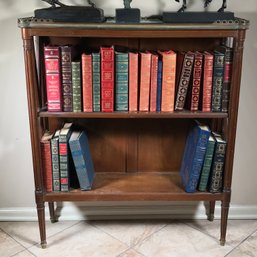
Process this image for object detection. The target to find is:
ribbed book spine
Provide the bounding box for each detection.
[92,52,101,112]
[101,46,114,112]
[159,50,177,112]
[82,53,93,112]
[156,60,163,112]
[190,52,203,111]
[202,52,214,112]
[115,52,128,111]
[139,52,152,112]
[44,46,62,111]
[72,61,82,112]
[51,130,60,192]
[211,51,225,112]
[175,52,194,111]
[129,52,139,112]
[150,54,158,112]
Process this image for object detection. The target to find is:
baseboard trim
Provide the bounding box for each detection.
[0,203,257,221]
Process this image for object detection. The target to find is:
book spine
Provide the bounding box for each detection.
[139,52,152,112]
[59,136,69,192]
[115,52,129,111]
[175,52,194,111]
[198,138,215,191]
[222,48,233,112]
[150,54,158,112]
[190,53,203,111]
[101,46,114,112]
[92,53,101,112]
[202,53,214,112]
[44,46,62,112]
[160,51,176,112]
[211,52,225,112]
[60,46,73,112]
[82,54,93,112]
[72,61,82,112]
[51,137,60,191]
[156,60,163,112]
[129,52,139,112]
[209,139,227,193]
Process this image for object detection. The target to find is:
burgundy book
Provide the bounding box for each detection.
[101,46,114,112]
[44,46,62,112]
[150,53,158,112]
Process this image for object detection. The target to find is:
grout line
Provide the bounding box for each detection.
[116,247,147,257]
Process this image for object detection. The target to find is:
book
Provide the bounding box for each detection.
[59,123,73,191]
[156,60,163,112]
[44,46,62,112]
[159,50,177,112]
[72,61,82,112]
[198,134,216,191]
[202,51,214,112]
[115,52,129,111]
[175,51,195,111]
[82,53,93,112]
[139,52,152,112]
[51,129,61,192]
[92,52,101,112]
[129,52,139,112]
[208,133,227,193]
[190,52,203,111]
[60,45,77,112]
[211,50,225,112]
[180,122,211,193]
[150,53,158,112]
[69,130,95,190]
[101,46,114,112]
[40,131,53,192]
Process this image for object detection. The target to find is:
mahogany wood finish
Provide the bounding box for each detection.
[19,18,248,248]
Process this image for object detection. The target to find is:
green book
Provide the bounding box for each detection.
[198,134,216,191]
[92,52,101,112]
[72,61,81,112]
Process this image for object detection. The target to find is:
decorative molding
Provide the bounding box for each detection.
[0,203,257,221]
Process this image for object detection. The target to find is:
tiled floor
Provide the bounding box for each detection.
[0,219,257,257]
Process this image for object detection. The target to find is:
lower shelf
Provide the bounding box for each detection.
[44,172,224,202]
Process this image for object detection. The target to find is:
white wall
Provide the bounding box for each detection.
[0,0,256,218]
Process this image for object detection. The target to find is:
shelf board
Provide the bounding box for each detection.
[39,111,228,119]
[44,172,224,202]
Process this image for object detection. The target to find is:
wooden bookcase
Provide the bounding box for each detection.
[18,17,249,248]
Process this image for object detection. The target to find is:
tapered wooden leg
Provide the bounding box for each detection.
[208,201,215,221]
[220,200,230,246]
[37,201,47,248]
[48,202,58,223]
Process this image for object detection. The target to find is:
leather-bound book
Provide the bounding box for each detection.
[51,129,60,192]
[150,53,158,112]
[71,61,82,112]
[129,52,139,112]
[92,52,101,112]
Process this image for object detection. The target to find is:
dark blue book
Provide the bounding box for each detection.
[180,122,211,193]
[69,130,95,190]
[156,60,163,112]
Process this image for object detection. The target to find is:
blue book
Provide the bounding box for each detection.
[156,60,163,112]
[69,131,95,190]
[180,122,211,193]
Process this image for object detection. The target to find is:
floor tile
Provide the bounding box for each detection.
[0,221,78,249]
[184,219,257,247]
[12,249,36,256]
[226,229,257,257]
[134,221,233,257]
[90,220,167,247]
[28,221,129,257]
[0,229,26,257]
[118,248,145,257]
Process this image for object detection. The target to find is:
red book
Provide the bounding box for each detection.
[44,46,62,111]
[190,52,203,111]
[202,52,214,112]
[159,50,177,112]
[82,53,93,112]
[101,46,114,112]
[139,52,152,112]
[150,53,158,112]
[129,52,139,112]
[40,132,53,192]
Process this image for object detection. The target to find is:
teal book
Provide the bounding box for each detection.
[69,130,95,190]
[92,52,101,112]
[72,61,82,112]
[115,52,128,111]
[198,134,216,191]
[180,122,211,193]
